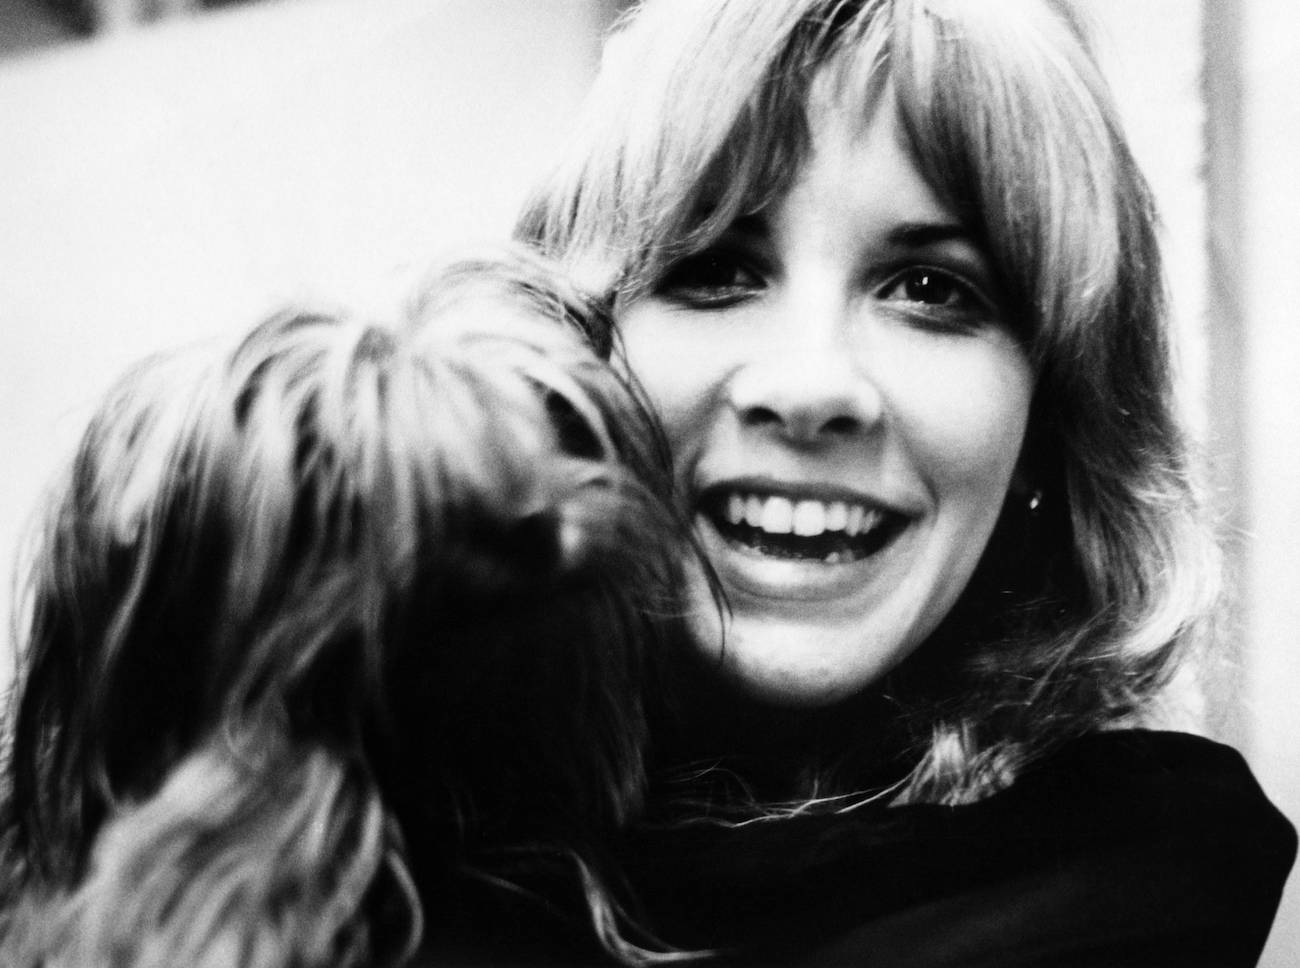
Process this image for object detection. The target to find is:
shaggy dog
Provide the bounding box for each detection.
[0,252,696,966]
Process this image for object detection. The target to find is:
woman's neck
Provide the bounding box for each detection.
[649,657,909,806]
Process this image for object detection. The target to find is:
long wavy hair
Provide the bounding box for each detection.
[518,0,1221,804]
[0,250,697,965]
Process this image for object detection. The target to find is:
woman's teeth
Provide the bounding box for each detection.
[724,493,883,538]
[708,490,900,563]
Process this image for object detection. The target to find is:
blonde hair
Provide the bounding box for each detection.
[1,249,695,964]
[519,0,1220,804]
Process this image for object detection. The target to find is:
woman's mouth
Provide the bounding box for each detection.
[697,487,909,564]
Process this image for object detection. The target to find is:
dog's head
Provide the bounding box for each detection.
[9,250,691,897]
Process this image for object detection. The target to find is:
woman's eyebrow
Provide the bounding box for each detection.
[886,221,975,249]
[724,213,770,240]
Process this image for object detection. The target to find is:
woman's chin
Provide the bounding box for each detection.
[683,516,940,708]
[686,605,915,709]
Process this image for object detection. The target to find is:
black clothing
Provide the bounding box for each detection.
[625,730,1296,966]
[419,731,1295,966]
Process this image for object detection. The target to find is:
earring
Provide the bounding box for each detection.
[1027,489,1043,513]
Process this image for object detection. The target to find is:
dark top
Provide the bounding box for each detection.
[419,730,1296,966]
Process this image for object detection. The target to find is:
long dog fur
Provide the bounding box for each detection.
[0,250,696,966]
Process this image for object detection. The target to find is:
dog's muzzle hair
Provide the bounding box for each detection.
[0,250,696,967]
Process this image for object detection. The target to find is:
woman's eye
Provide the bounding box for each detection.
[878,267,994,330]
[882,268,970,308]
[655,251,764,307]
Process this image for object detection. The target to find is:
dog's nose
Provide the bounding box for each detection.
[451,508,566,603]
[509,510,565,571]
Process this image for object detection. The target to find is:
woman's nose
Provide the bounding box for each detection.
[726,344,884,445]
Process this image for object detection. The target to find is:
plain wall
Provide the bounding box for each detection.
[1235,2,1300,962]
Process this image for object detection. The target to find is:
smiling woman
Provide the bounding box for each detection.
[619,93,1033,705]
[518,0,1296,963]
[522,0,1191,802]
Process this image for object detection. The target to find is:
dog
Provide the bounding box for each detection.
[0,250,697,967]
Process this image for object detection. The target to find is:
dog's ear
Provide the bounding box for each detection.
[8,736,419,968]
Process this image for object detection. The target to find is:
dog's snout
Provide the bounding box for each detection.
[451,508,566,601]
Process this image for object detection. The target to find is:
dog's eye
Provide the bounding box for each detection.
[545,391,605,460]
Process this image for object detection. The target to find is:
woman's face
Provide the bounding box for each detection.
[618,97,1035,706]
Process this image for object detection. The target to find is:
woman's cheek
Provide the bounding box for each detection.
[878,332,1033,496]
[618,306,729,446]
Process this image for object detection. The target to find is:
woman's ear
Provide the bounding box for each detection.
[1008,467,1044,514]
[1009,405,1053,512]
[1008,454,1040,510]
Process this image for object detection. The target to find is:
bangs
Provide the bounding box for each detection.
[888,0,1140,360]
[659,80,810,286]
[524,1,892,300]
[630,3,903,298]
[610,8,830,298]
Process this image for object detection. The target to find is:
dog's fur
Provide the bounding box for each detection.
[0,251,695,966]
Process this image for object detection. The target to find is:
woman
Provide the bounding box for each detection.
[519,0,1295,963]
